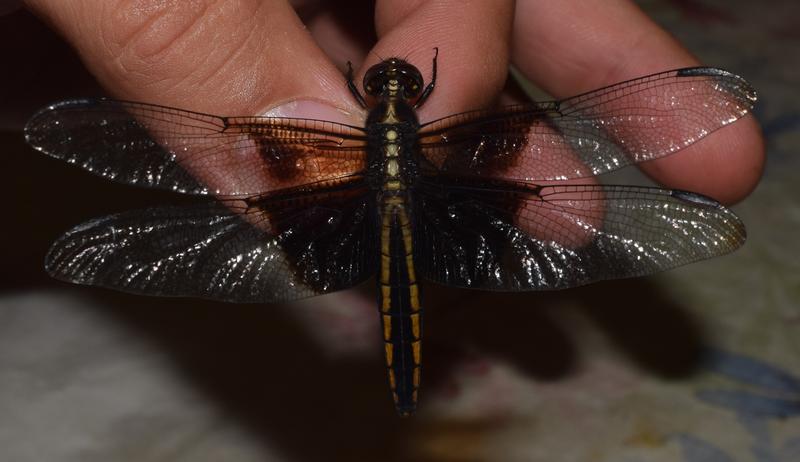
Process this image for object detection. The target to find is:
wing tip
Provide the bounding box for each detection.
[670,189,747,245]
[676,67,757,106]
[24,99,100,152]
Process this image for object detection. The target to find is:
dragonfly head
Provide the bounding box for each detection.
[363,58,424,101]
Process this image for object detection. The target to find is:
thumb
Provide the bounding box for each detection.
[24,0,362,123]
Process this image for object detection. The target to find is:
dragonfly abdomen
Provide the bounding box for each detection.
[378,196,422,416]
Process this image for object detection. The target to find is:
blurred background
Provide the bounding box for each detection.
[1,0,798,461]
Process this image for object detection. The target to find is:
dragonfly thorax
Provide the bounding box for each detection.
[365,118,420,192]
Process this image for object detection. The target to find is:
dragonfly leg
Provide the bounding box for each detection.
[347,61,368,108]
[414,47,438,109]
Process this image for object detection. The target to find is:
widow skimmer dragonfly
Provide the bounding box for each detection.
[25,51,754,416]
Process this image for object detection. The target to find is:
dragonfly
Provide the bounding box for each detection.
[25,50,755,416]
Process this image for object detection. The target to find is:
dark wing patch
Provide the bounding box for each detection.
[25,99,368,196]
[46,185,377,303]
[415,180,745,290]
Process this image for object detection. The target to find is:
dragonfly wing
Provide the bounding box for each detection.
[25,99,368,196]
[418,67,756,182]
[46,185,377,303]
[415,180,745,290]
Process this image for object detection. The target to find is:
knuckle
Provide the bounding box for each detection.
[104,0,211,63]
[97,0,258,92]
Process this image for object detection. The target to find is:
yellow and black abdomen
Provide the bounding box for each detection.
[378,196,422,416]
[367,97,423,416]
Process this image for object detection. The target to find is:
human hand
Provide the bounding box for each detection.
[24,0,763,204]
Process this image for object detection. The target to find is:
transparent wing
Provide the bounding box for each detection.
[25,99,368,195]
[46,185,377,303]
[418,67,756,181]
[415,180,745,290]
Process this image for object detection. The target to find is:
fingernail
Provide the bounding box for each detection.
[262,99,362,126]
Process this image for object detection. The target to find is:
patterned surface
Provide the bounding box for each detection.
[1,0,798,461]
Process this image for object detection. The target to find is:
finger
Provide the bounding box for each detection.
[24,0,362,121]
[363,0,514,120]
[511,0,764,204]
[24,0,367,204]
